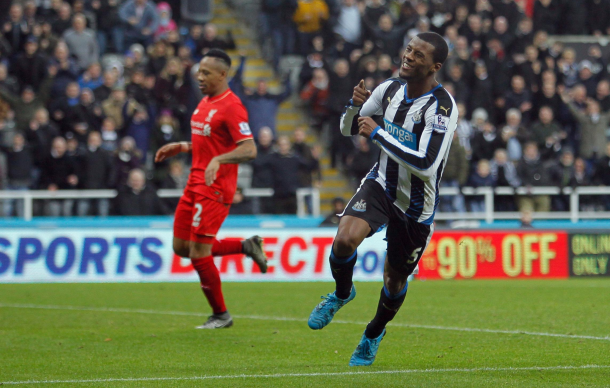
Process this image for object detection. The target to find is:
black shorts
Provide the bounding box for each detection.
[342,179,434,275]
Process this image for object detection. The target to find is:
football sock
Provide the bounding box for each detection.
[211,239,243,256]
[365,284,408,339]
[329,245,357,300]
[191,255,227,314]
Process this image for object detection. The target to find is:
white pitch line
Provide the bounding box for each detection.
[1,303,609,342]
[1,365,609,385]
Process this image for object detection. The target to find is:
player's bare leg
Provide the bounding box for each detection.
[350,258,409,366]
[308,216,370,329]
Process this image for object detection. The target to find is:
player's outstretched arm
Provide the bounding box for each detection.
[154,142,191,163]
[205,139,257,186]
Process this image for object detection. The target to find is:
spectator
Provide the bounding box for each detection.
[593,143,610,209]
[195,23,236,58]
[502,109,526,161]
[345,136,379,189]
[40,136,79,216]
[100,117,119,152]
[63,14,98,70]
[154,2,177,40]
[114,136,142,188]
[2,4,29,53]
[595,79,610,112]
[0,132,34,217]
[49,41,80,98]
[261,135,316,214]
[367,14,410,60]
[455,103,473,157]
[24,108,60,166]
[231,57,292,137]
[52,2,73,36]
[471,121,507,163]
[49,82,87,134]
[292,0,329,55]
[588,0,610,36]
[517,142,551,212]
[502,75,532,120]
[153,57,191,124]
[102,86,136,131]
[124,104,154,163]
[10,36,47,92]
[76,131,115,216]
[467,159,494,213]
[119,0,159,47]
[93,71,117,102]
[91,0,124,55]
[562,92,610,160]
[326,58,354,167]
[115,168,168,215]
[292,127,321,189]
[78,63,103,91]
[533,0,559,35]
[228,186,253,215]
[319,197,346,226]
[250,127,275,213]
[530,106,564,159]
[333,0,362,50]
[299,67,329,134]
[440,135,469,214]
[0,74,53,131]
[160,159,187,209]
[490,149,520,211]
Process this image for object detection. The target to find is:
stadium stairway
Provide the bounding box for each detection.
[209,0,353,214]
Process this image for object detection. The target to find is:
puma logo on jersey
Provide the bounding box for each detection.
[205,109,218,122]
[439,106,451,115]
[387,97,391,103]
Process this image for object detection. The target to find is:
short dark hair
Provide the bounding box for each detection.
[416,32,449,65]
[202,48,232,68]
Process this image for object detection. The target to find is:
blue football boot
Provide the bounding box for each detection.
[307,285,356,330]
[349,329,386,366]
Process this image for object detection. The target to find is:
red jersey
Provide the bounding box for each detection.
[186,89,252,203]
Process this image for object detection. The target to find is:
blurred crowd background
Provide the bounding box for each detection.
[1,0,610,218]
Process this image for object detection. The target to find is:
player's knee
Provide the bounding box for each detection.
[173,240,190,258]
[333,233,359,256]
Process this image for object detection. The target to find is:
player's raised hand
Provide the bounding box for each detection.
[352,79,371,107]
[357,116,378,138]
[205,158,220,186]
[155,142,183,163]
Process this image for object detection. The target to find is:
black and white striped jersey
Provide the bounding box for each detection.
[340,78,458,225]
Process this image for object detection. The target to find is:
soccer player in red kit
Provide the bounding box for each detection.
[155,49,268,329]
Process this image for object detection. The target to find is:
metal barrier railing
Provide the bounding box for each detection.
[0,187,321,220]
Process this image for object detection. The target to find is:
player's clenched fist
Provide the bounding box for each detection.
[358,116,378,138]
[352,79,371,107]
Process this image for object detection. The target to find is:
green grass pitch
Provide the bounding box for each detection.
[1,280,609,387]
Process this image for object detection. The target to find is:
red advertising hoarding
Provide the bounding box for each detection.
[417,231,569,280]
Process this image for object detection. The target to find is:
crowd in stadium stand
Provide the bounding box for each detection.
[1,0,610,217]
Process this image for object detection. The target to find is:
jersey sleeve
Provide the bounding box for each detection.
[339,79,394,137]
[226,102,253,143]
[370,100,458,181]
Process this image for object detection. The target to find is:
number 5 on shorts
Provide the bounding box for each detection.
[192,203,203,227]
[407,247,422,264]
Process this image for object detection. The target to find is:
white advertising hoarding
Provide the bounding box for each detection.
[0,228,388,283]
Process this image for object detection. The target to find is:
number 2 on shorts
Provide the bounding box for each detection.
[192,203,203,227]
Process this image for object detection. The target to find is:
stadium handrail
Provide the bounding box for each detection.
[0,186,608,222]
[0,187,321,220]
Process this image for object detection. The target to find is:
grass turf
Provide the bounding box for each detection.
[0,280,609,387]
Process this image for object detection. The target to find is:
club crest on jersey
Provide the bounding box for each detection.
[352,199,366,212]
[205,109,218,122]
[412,109,423,124]
[432,114,448,132]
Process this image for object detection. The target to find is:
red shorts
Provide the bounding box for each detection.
[173,190,231,244]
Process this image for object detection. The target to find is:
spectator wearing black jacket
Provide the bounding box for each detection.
[2,4,29,53]
[261,136,317,214]
[76,131,115,216]
[533,0,559,35]
[471,122,507,163]
[250,127,275,213]
[517,142,551,212]
[115,168,168,215]
[91,0,124,54]
[10,36,47,92]
[24,108,60,167]
[345,136,379,189]
[40,136,79,216]
[0,132,34,217]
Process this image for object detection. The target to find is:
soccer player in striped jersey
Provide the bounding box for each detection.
[308,32,457,366]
